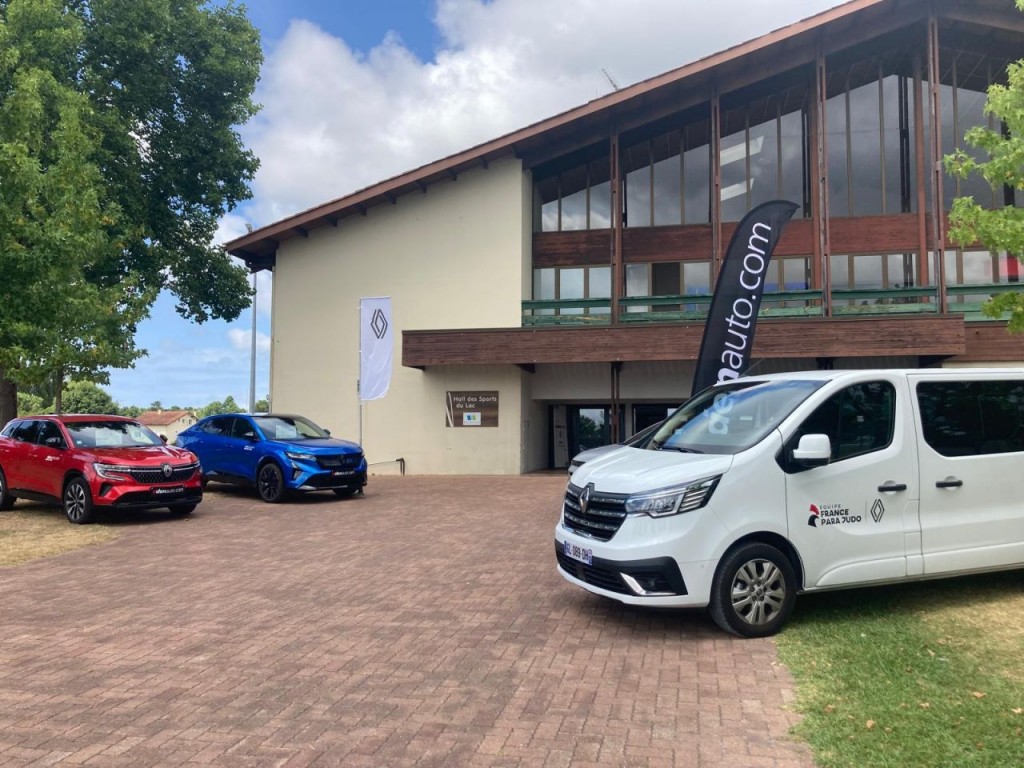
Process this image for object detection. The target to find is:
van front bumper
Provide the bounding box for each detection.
[555,512,726,607]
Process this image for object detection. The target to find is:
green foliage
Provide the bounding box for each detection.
[16,391,46,415]
[61,379,118,414]
[0,0,261,416]
[119,404,142,418]
[198,395,241,418]
[254,397,269,413]
[945,1,1024,330]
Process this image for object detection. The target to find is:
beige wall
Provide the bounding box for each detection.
[270,158,533,474]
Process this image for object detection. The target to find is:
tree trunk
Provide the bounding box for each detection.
[0,374,16,425]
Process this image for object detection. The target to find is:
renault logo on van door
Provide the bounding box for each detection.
[870,499,885,523]
[580,484,593,515]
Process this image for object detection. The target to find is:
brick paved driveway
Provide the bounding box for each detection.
[0,476,811,767]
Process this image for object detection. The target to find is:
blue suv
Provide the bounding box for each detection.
[176,413,367,503]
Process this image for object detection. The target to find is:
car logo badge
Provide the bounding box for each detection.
[162,463,173,479]
[580,484,592,515]
[870,499,885,523]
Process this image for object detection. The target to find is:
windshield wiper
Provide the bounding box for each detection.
[659,445,703,454]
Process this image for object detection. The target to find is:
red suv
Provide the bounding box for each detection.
[0,415,203,524]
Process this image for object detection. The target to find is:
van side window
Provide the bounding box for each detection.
[781,381,895,471]
[916,380,1024,457]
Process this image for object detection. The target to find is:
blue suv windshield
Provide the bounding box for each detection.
[253,415,329,440]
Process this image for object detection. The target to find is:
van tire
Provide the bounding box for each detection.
[709,542,796,638]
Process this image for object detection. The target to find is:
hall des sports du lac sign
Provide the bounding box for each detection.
[446,391,499,427]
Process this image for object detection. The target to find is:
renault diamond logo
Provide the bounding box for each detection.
[162,463,173,479]
[580,484,592,515]
[870,499,884,523]
[370,308,389,339]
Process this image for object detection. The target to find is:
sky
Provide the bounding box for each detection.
[105,0,847,410]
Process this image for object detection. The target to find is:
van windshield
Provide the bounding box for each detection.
[650,379,824,455]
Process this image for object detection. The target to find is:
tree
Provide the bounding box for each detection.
[0,0,261,422]
[945,0,1024,330]
[61,380,118,414]
[199,395,241,418]
[16,391,46,415]
[254,397,269,413]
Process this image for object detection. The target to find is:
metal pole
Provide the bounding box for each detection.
[248,271,257,413]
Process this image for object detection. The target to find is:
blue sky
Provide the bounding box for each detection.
[105,0,843,411]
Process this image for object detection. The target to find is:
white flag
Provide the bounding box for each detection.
[359,297,393,401]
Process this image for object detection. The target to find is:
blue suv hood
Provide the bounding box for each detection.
[267,437,361,454]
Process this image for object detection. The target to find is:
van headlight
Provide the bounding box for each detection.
[624,475,721,518]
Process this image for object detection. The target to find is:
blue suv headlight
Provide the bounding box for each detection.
[285,451,316,463]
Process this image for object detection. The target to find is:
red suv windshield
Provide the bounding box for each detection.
[64,420,164,449]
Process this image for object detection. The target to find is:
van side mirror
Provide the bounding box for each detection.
[792,434,831,467]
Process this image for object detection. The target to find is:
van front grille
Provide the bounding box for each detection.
[562,482,628,542]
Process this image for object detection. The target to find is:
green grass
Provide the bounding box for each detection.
[776,573,1024,768]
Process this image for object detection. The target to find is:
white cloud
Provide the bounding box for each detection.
[241,0,844,227]
[228,328,272,354]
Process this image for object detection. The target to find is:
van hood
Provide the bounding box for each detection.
[571,446,734,494]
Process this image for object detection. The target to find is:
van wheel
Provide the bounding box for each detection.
[257,462,287,503]
[64,477,96,525]
[709,542,796,638]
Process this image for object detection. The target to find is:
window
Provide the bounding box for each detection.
[784,381,895,470]
[36,421,65,448]
[10,420,38,443]
[530,266,611,316]
[917,380,1024,457]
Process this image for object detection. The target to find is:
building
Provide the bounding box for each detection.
[136,410,197,444]
[227,0,1024,474]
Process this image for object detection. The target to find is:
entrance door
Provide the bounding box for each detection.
[572,407,610,455]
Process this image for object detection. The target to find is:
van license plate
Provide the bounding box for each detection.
[563,540,592,566]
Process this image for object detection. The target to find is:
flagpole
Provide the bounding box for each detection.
[358,299,363,447]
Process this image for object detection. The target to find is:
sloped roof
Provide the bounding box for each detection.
[225,0,1022,269]
[136,410,194,427]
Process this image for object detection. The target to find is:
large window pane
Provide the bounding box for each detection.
[750,115,779,209]
[826,91,850,217]
[720,126,748,222]
[589,157,612,229]
[626,264,650,313]
[533,268,555,315]
[848,80,883,215]
[684,142,711,224]
[560,268,584,315]
[653,155,682,226]
[626,164,651,228]
[535,175,559,232]
[780,109,807,216]
[589,266,611,315]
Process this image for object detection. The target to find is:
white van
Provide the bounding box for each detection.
[555,369,1024,637]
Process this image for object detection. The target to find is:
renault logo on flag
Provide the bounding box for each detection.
[371,308,388,340]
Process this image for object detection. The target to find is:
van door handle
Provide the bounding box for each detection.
[877,482,906,492]
[935,478,963,489]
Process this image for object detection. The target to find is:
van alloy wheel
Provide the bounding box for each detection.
[709,542,796,638]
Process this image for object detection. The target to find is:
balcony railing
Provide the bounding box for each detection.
[522,284,1024,326]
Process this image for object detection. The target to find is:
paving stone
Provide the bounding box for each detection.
[0,477,812,767]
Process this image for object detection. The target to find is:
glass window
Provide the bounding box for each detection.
[36,420,65,447]
[917,380,1024,457]
[589,267,611,315]
[684,138,711,225]
[559,268,585,315]
[750,115,779,210]
[626,263,650,313]
[589,158,612,229]
[533,268,556,315]
[560,164,588,231]
[625,164,651,228]
[535,175,559,233]
[784,381,895,470]
[826,89,850,218]
[64,420,163,448]
[11,420,38,443]
[720,127,749,222]
[652,155,682,226]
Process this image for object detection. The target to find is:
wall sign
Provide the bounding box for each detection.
[446,391,499,427]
